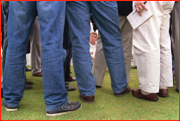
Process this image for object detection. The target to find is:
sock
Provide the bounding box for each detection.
[141,90,150,95]
[159,86,168,89]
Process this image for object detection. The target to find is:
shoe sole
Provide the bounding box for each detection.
[132,93,159,102]
[32,75,42,77]
[46,104,82,117]
[157,94,169,98]
[4,107,18,112]
[67,89,76,91]
[114,91,130,97]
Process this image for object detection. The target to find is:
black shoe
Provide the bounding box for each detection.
[25,85,33,90]
[66,85,76,91]
[65,82,69,85]
[96,85,101,88]
[131,66,137,69]
[2,100,18,112]
[46,102,82,117]
[26,81,34,85]
[176,88,179,93]
[26,67,31,71]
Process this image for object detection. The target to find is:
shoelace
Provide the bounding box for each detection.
[61,102,71,109]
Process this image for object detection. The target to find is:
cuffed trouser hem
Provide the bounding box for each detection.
[46,99,69,112]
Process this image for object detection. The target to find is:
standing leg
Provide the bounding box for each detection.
[3,1,36,109]
[92,32,107,87]
[132,1,174,101]
[90,1,128,94]
[36,1,69,111]
[119,16,133,84]
[172,1,179,92]
[30,16,42,77]
[159,1,174,92]
[67,1,96,98]
[37,2,81,115]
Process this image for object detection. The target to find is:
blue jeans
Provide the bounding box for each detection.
[67,1,127,95]
[3,1,68,111]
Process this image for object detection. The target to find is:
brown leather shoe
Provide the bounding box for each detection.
[32,72,42,77]
[114,86,130,97]
[157,89,169,97]
[132,89,159,101]
[79,94,94,103]
[65,76,76,82]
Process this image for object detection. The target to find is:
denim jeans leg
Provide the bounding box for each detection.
[90,1,127,93]
[37,1,69,111]
[67,1,96,97]
[3,1,68,111]
[3,1,37,107]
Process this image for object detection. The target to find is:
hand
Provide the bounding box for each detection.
[135,1,148,16]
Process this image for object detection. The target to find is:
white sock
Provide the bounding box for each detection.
[159,86,168,89]
[141,90,150,95]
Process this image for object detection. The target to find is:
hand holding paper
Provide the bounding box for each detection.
[127,2,153,29]
[134,1,148,16]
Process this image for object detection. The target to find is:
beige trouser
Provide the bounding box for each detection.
[171,1,179,90]
[92,16,133,86]
[30,16,42,74]
[133,1,174,93]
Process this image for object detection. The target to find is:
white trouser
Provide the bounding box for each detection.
[92,16,133,86]
[30,16,42,74]
[133,1,175,93]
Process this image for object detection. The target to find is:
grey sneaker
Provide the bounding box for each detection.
[46,102,82,117]
[2,100,18,112]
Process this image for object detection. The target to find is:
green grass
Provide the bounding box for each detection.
[1,67,179,120]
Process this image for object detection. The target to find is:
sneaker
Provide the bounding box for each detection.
[2,100,18,112]
[46,102,82,117]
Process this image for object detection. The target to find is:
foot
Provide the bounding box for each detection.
[79,94,94,103]
[2,100,18,112]
[96,85,101,88]
[157,89,169,97]
[25,85,33,90]
[114,86,130,97]
[131,66,137,69]
[32,72,42,77]
[132,89,159,101]
[46,102,82,117]
[26,67,31,71]
[65,75,76,82]
[65,85,76,91]
[26,81,34,85]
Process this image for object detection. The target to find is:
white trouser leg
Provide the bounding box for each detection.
[133,1,174,93]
